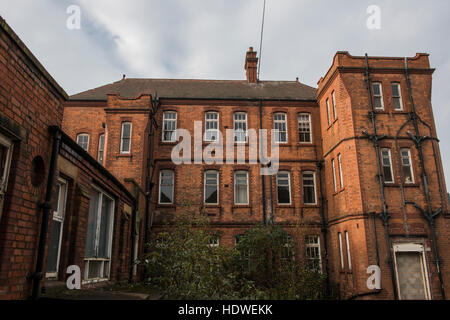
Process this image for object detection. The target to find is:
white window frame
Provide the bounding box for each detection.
[338,232,344,270]
[273,113,288,144]
[400,148,415,184]
[298,113,312,143]
[234,171,249,205]
[345,231,352,270]
[306,235,322,273]
[120,122,132,154]
[46,177,68,279]
[326,98,331,126]
[208,235,220,247]
[97,134,105,164]
[332,158,337,193]
[204,170,219,205]
[381,148,394,183]
[372,82,384,110]
[338,154,344,189]
[302,171,317,205]
[234,112,248,143]
[391,82,404,111]
[162,111,177,142]
[331,91,337,119]
[276,171,291,205]
[83,186,115,283]
[77,133,90,152]
[393,243,431,300]
[159,170,175,204]
[0,133,13,222]
[204,112,219,142]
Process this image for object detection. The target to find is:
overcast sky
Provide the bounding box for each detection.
[1,0,449,190]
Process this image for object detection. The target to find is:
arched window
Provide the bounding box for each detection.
[77,133,89,151]
[204,170,219,204]
[159,170,174,204]
[273,113,287,143]
[234,171,249,204]
[120,122,132,154]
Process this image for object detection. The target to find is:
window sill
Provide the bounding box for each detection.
[392,110,408,114]
[232,205,251,209]
[276,204,294,208]
[203,204,220,208]
[82,278,109,285]
[302,204,320,208]
[156,204,176,208]
[159,141,178,146]
[116,153,132,158]
[297,143,314,147]
[403,183,420,188]
[374,110,388,114]
[276,143,291,147]
[384,183,399,187]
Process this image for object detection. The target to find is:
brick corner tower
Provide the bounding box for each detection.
[317,51,449,299]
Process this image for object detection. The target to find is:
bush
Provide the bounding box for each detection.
[141,211,328,299]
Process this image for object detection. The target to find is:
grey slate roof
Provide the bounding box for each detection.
[70,78,317,101]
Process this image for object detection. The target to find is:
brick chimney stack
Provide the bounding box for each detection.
[244,47,258,83]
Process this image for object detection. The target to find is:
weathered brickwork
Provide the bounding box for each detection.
[53,43,450,300]
[0,18,136,300]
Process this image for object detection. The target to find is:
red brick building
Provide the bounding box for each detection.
[64,46,450,299]
[0,17,137,300]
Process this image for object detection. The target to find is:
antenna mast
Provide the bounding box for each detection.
[257,0,266,80]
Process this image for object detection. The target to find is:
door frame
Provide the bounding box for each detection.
[393,243,431,300]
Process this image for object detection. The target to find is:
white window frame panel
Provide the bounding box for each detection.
[338,154,344,189]
[234,112,248,143]
[306,235,322,273]
[204,170,219,205]
[393,243,432,300]
[302,171,317,205]
[208,235,220,247]
[234,171,249,205]
[46,177,68,279]
[391,83,404,111]
[159,170,175,204]
[276,171,291,205]
[345,231,352,270]
[0,133,13,222]
[120,122,132,154]
[332,159,337,193]
[162,111,177,142]
[381,148,394,183]
[401,148,415,184]
[338,232,344,270]
[298,113,312,143]
[97,134,105,164]
[83,186,115,283]
[77,133,90,152]
[372,82,384,110]
[326,98,331,126]
[204,112,219,142]
[273,113,288,144]
[331,91,337,119]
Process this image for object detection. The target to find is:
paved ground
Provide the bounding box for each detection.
[41,281,161,300]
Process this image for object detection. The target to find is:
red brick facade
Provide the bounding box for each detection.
[63,48,450,300]
[0,17,136,300]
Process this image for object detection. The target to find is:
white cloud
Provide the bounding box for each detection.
[1,0,450,191]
